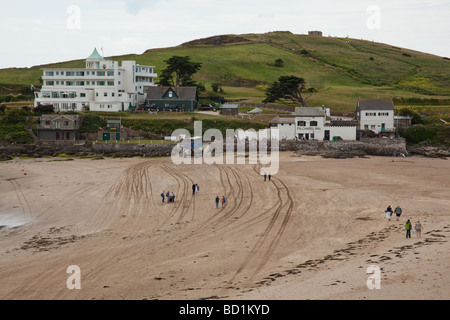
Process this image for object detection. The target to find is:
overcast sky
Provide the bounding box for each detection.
[0,0,449,69]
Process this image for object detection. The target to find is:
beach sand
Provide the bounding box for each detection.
[0,153,449,300]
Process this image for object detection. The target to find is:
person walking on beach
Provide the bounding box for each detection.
[415,220,424,238]
[216,196,220,209]
[268,175,272,182]
[394,206,402,221]
[192,184,196,195]
[264,174,267,182]
[385,205,393,221]
[405,219,413,239]
[222,196,226,209]
[161,191,165,203]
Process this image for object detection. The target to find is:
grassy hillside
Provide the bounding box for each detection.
[1,31,450,112]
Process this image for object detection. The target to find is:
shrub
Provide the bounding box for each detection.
[34,104,55,115]
[400,125,438,144]
[4,108,28,124]
[274,59,285,67]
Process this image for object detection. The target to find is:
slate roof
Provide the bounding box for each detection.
[294,107,327,117]
[147,86,198,101]
[221,104,239,109]
[270,117,296,125]
[40,114,82,122]
[357,98,395,111]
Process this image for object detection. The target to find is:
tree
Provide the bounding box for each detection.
[274,59,285,67]
[5,108,28,124]
[158,56,202,87]
[263,75,314,108]
[211,83,220,93]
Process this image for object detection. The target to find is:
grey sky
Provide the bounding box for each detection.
[0,0,449,69]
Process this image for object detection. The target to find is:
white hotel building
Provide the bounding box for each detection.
[34,49,157,112]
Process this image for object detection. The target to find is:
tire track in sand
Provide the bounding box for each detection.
[2,160,156,299]
[226,167,294,286]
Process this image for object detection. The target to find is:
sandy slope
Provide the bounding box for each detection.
[0,153,449,300]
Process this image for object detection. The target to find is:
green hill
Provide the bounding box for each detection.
[1,31,450,111]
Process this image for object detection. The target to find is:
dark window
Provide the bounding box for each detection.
[310,121,318,127]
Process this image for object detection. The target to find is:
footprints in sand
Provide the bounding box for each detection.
[7,225,87,254]
[252,223,450,290]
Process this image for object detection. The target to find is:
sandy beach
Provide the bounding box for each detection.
[0,153,449,300]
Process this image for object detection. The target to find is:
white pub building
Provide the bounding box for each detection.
[34,48,157,112]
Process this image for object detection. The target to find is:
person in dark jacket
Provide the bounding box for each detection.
[394,206,402,221]
[405,219,413,239]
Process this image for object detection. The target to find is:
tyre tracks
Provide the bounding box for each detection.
[7,179,33,220]
[227,166,295,285]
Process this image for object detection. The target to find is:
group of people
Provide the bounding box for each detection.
[215,196,226,209]
[264,174,272,182]
[161,191,176,203]
[385,205,424,238]
[192,184,200,195]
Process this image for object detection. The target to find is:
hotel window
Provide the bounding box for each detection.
[76,81,85,86]
[104,92,108,97]
[112,93,115,97]
[97,71,105,76]
[46,81,55,86]
[76,71,85,77]
[52,92,59,98]
[107,81,114,86]
[80,93,86,98]
[56,72,60,76]
[42,92,51,98]
[310,121,318,127]
[66,81,74,86]
[297,121,306,126]
[61,81,65,85]
[45,71,54,76]
[61,72,64,76]
[107,71,114,77]
[56,81,60,85]
[66,72,75,76]
[98,81,105,86]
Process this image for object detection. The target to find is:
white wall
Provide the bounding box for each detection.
[360,111,395,134]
